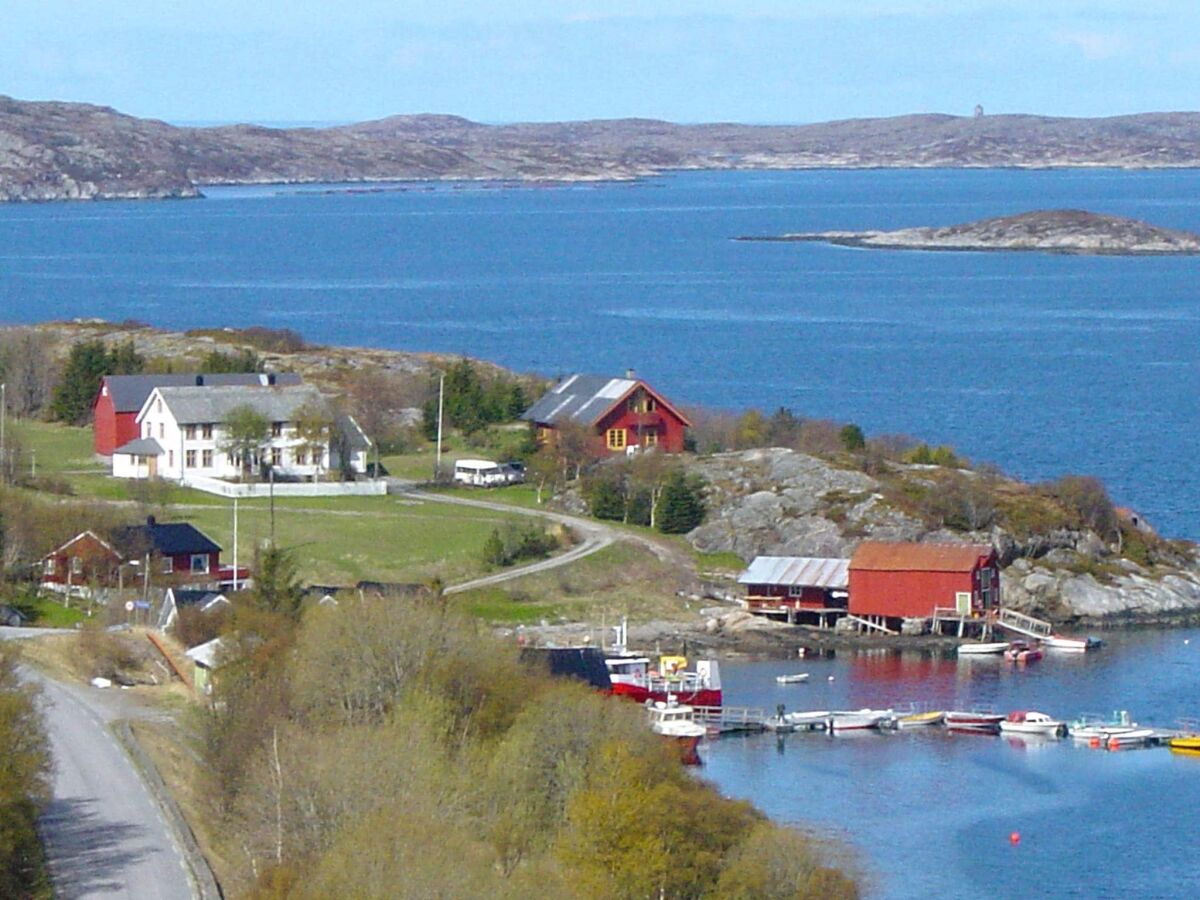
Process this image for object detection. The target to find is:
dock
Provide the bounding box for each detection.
[692,705,767,733]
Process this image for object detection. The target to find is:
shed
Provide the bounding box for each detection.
[738,556,849,626]
[848,541,999,623]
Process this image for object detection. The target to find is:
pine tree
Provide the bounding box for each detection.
[482,529,507,567]
[656,470,706,534]
[49,339,112,425]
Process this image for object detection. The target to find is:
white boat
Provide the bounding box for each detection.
[829,708,893,732]
[1103,728,1155,749]
[782,710,832,731]
[945,710,1005,732]
[1045,634,1104,652]
[775,673,810,684]
[1069,711,1138,741]
[999,711,1065,737]
[646,700,706,764]
[956,642,1009,656]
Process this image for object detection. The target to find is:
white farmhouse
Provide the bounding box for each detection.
[112,384,370,482]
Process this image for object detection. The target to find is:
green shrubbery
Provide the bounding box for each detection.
[0,648,51,899]
[482,523,560,568]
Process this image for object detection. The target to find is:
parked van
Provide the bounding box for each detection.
[453,459,523,487]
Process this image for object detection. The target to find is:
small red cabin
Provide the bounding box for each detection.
[848,541,1000,622]
[738,556,849,625]
[40,531,123,592]
[521,371,691,456]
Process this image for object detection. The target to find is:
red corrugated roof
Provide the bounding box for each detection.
[849,541,993,573]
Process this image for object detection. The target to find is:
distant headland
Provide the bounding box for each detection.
[10,95,1200,201]
[739,210,1200,256]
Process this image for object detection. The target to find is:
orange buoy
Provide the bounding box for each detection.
[1089,737,1101,748]
[1009,831,1021,845]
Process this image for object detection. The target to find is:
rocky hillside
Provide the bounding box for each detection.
[754,210,1200,255]
[9,96,1200,200]
[685,448,1200,626]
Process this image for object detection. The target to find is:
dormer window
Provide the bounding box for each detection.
[271,422,284,438]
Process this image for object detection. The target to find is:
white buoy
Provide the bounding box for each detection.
[827,675,835,682]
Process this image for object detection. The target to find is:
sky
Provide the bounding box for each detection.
[2,1,1197,125]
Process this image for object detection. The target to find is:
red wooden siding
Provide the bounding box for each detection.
[41,532,122,587]
[743,584,845,611]
[847,542,1000,620]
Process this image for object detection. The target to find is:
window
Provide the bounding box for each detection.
[168,450,175,467]
[190,554,209,574]
[646,397,656,412]
[295,449,308,466]
[142,424,149,439]
[271,448,282,466]
[787,585,804,598]
[202,449,213,468]
[158,423,165,439]
[643,429,659,447]
[156,398,162,413]
[185,450,197,468]
[71,557,83,575]
[313,449,324,467]
[271,422,284,438]
[185,425,196,440]
[202,424,213,440]
[606,428,627,450]
[162,557,174,574]
[43,559,56,575]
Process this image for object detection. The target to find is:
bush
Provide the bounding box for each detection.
[0,647,51,900]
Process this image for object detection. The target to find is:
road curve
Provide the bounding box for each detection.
[31,673,197,900]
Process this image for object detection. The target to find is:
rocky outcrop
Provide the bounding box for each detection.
[682,447,1200,625]
[748,210,1200,256]
[12,96,1200,201]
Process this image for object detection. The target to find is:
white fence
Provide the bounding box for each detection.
[182,475,387,498]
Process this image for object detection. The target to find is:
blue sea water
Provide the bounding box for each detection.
[1,169,1196,539]
[1,170,1198,897]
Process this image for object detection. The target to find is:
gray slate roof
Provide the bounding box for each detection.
[521,374,638,426]
[738,556,850,589]
[151,384,325,425]
[336,414,372,451]
[102,372,302,413]
[113,437,164,456]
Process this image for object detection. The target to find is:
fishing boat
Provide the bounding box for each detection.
[956,642,1009,656]
[775,673,810,684]
[604,621,723,707]
[999,711,1065,737]
[829,708,893,732]
[945,710,1005,732]
[646,700,706,765]
[1004,641,1044,664]
[1045,634,1104,652]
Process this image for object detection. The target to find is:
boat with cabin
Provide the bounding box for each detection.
[603,621,722,707]
[646,700,706,765]
[999,711,1065,737]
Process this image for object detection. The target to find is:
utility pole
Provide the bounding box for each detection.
[232,496,239,591]
[269,467,276,545]
[1,382,6,483]
[434,371,445,482]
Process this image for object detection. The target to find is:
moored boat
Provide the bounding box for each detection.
[1069,711,1139,742]
[605,653,722,707]
[782,710,833,731]
[776,673,810,684]
[829,708,893,732]
[1104,728,1155,749]
[1045,634,1103,652]
[956,642,1009,656]
[945,710,1005,732]
[999,710,1065,737]
[893,710,945,729]
[1004,641,1044,664]
[646,700,706,765]
[1169,736,1200,756]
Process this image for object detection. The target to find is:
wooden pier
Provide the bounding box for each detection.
[692,705,768,733]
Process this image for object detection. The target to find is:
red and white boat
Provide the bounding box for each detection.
[646,700,706,765]
[999,711,1065,737]
[945,710,1005,732]
[1004,641,1043,664]
[605,654,723,707]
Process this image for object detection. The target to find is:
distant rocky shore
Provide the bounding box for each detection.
[743,209,1200,255]
[11,94,1200,201]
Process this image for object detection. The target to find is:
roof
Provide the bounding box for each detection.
[335,414,372,451]
[113,437,164,456]
[185,637,227,669]
[113,517,222,556]
[168,589,228,609]
[738,556,849,589]
[849,542,994,573]
[521,373,692,428]
[143,383,325,425]
[99,372,302,413]
[42,530,123,561]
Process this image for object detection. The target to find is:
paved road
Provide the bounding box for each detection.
[0,645,198,900]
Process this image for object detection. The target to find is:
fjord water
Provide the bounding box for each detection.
[1,169,1198,536]
[711,631,1200,899]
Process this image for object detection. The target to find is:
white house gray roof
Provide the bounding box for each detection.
[335,414,372,451]
[738,556,850,589]
[521,374,638,426]
[113,437,164,456]
[145,384,326,425]
[101,372,302,413]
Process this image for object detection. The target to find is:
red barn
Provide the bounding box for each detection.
[521,371,691,456]
[92,372,302,456]
[848,542,1000,622]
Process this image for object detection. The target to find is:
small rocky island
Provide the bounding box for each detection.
[745,209,1200,255]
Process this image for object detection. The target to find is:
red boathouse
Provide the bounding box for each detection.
[848,541,1000,625]
[521,371,691,456]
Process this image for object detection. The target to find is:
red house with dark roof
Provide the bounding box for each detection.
[92,372,302,456]
[848,541,1000,623]
[521,371,691,456]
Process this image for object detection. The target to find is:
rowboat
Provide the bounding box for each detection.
[956,642,1009,656]
[775,673,810,684]
[1104,728,1155,749]
[893,710,945,729]
[999,711,1065,737]
[1004,641,1043,664]
[782,710,833,731]
[945,710,1005,732]
[1069,711,1139,742]
[1169,736,1200,756]
[829,708,893,732]
[1045,634,1104,652]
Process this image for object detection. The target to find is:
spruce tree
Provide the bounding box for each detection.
[656,470,707,534]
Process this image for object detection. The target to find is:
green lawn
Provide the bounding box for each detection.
[9,419,102,479]
[13,595,88,628]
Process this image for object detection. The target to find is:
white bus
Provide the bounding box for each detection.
[452,459,524,487]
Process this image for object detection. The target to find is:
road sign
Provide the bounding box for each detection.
[124,601,134,612]
[133,601,151,610]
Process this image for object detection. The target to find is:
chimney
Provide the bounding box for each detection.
[146,515,156,527]
[625,368,636,380]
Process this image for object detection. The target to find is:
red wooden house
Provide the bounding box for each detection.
[848,541,1000,624]
[40,531,123,594]
[112,516,225,583]
[738,556,849,627]
[92,372,301,456]
[521,371,691,456]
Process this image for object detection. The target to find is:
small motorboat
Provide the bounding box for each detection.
[646,700,706,765]
[945,710,1005,732]
[956,642,1009,656]
[1004,641,1044,664]
[893,710,946,729]
[781,710,832,732]
[999,710,1065,737]
[1169,736,1200,756]
[1104,728,1155,749]
[1069,711,1141,743]
[829,708,893,732]
[1045,634,1103,652]
[775,673,810,684]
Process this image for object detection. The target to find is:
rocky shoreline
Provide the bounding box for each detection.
[741,209,1200,255]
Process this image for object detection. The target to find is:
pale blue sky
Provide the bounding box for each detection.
[3,1,1196,124]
